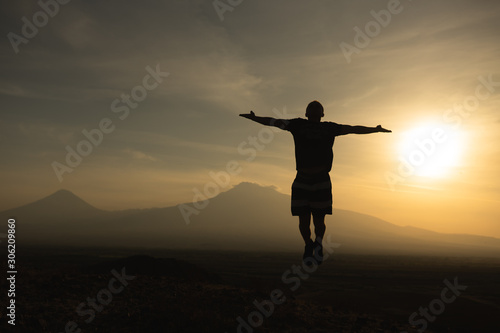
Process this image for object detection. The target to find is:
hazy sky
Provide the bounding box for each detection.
[1,0,499,237]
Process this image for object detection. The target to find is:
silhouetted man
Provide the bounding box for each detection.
[240,100,391,265]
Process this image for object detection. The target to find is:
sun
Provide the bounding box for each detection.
[397,121,466,179]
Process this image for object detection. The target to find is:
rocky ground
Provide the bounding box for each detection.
[1,248,499,333]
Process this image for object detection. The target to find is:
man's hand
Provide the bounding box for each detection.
[239,111,288,129]
[376,125,392,133]
[239,111,256,120]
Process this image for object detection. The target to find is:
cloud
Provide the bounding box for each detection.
[122,148,157,162]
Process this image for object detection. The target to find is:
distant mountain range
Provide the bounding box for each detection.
[2,182,499,257]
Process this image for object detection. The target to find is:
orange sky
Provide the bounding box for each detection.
[1,0,499,238]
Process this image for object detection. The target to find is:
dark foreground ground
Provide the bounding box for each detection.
[1,247,499,333]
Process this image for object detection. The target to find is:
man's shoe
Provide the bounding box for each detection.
[314,241,323,265]
[303,242,314,266]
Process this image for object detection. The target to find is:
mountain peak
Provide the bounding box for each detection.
[1,188,104,219]
[48,189,79,198]
[41,189,94,206]
[230,182,278,192]
[213,182,284,203]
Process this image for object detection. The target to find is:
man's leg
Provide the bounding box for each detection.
[312,213,326,264]
[299,214,314,265]
[312,213,326,244]
[299,214,312,244]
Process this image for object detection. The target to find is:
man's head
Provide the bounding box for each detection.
[305,100,324,121]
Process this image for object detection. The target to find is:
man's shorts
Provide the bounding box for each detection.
[291,171,332,216]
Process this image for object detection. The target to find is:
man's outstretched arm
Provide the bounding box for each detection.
[239,111,288,129]
[341,124,391,135]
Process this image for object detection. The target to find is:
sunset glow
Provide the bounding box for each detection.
[397,122,466,179]
[1,0,499,239]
